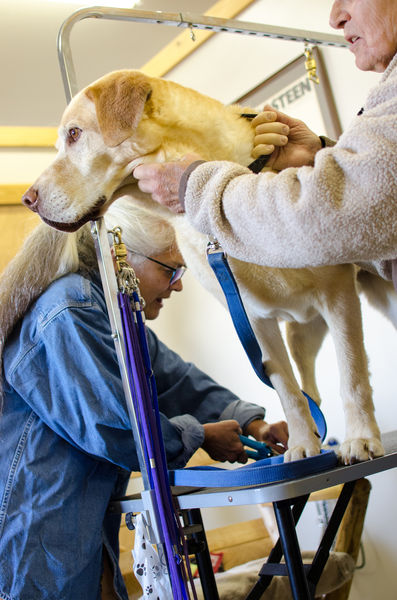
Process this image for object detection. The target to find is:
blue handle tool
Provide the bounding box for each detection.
[239,434,274,460]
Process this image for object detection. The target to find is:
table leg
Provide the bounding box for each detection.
[273,498,312,600]
[183,508,220,600]
[245,494,310,600]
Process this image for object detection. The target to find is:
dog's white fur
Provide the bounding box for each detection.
[23,69,391,463]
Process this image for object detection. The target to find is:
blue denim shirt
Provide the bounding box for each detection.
[0,271,264,599]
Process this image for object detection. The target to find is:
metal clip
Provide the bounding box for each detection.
[189,23,196,42]
[110,226,128,274]
[304,45,320,84]
[108,226,141,297]
[125,512,136,531]
[206,236,223,254]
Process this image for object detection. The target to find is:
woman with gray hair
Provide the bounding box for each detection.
[104,194,288,457]
[133,0,397,289]
[0,195,287,600]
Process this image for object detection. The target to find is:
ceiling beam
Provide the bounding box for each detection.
[0,184,32,205]
[0,126,57,147]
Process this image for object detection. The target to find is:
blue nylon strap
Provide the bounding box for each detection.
[207,248,327,442]
[208,249,272,386]
[169,450,337,487]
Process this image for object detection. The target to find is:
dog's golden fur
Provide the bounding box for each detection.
[16,69,394,462]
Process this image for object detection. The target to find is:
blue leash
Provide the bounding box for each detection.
[168,241,337,488]
[169,450,336,487]
[206,242,327,442]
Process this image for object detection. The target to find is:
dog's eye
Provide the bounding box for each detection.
[67,127,82,143]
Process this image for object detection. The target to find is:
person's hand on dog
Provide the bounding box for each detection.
[132,115,294,213]
[134,153,202,213]
[252,105,323,170]
[202,419,248,463]
[244,419,289,454]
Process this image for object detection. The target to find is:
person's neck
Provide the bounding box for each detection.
[382,51,397,80]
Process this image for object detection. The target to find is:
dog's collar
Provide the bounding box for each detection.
[241,112,271,174]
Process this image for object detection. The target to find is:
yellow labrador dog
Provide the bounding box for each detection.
[22,70,387,464]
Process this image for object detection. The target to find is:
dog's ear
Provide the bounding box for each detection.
[86,71,152,147]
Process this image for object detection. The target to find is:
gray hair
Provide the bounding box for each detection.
[104,191,177,259]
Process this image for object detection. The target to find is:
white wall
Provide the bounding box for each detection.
[2,1,397,598]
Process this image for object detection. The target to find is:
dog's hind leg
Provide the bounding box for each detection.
[251,316,322,462]
[319,267,384,464]
[357,269,397,328]
[285,315,328,406]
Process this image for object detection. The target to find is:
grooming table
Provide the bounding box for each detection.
[110,430,397,600]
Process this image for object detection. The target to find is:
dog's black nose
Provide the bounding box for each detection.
[22,187,39,212]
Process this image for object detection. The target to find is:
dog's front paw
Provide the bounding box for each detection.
[283,439,321,463]
[338,437,385,465]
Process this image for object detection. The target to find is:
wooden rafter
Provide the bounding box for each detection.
[0,184,31,206]
[0,126,57,148]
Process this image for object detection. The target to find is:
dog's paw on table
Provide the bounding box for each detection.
[338,437,385,464]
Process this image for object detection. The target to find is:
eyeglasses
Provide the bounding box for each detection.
[129,251,187,285]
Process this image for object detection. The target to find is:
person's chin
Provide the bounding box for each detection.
[145,305,161,320]
[353,47,377,72]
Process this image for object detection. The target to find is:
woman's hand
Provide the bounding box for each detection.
[202,420,247,463]
[244,419,289,454]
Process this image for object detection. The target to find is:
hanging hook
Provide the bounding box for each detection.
[178,12,196,41]
[304,44,320,84]
[188,22,196,42]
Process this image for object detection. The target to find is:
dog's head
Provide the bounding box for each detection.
[22,69,256,232]
[22,70,157,232]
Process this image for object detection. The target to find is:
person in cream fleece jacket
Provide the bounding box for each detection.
[133,0,397,289]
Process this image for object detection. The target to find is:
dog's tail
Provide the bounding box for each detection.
[0,222,94,407]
